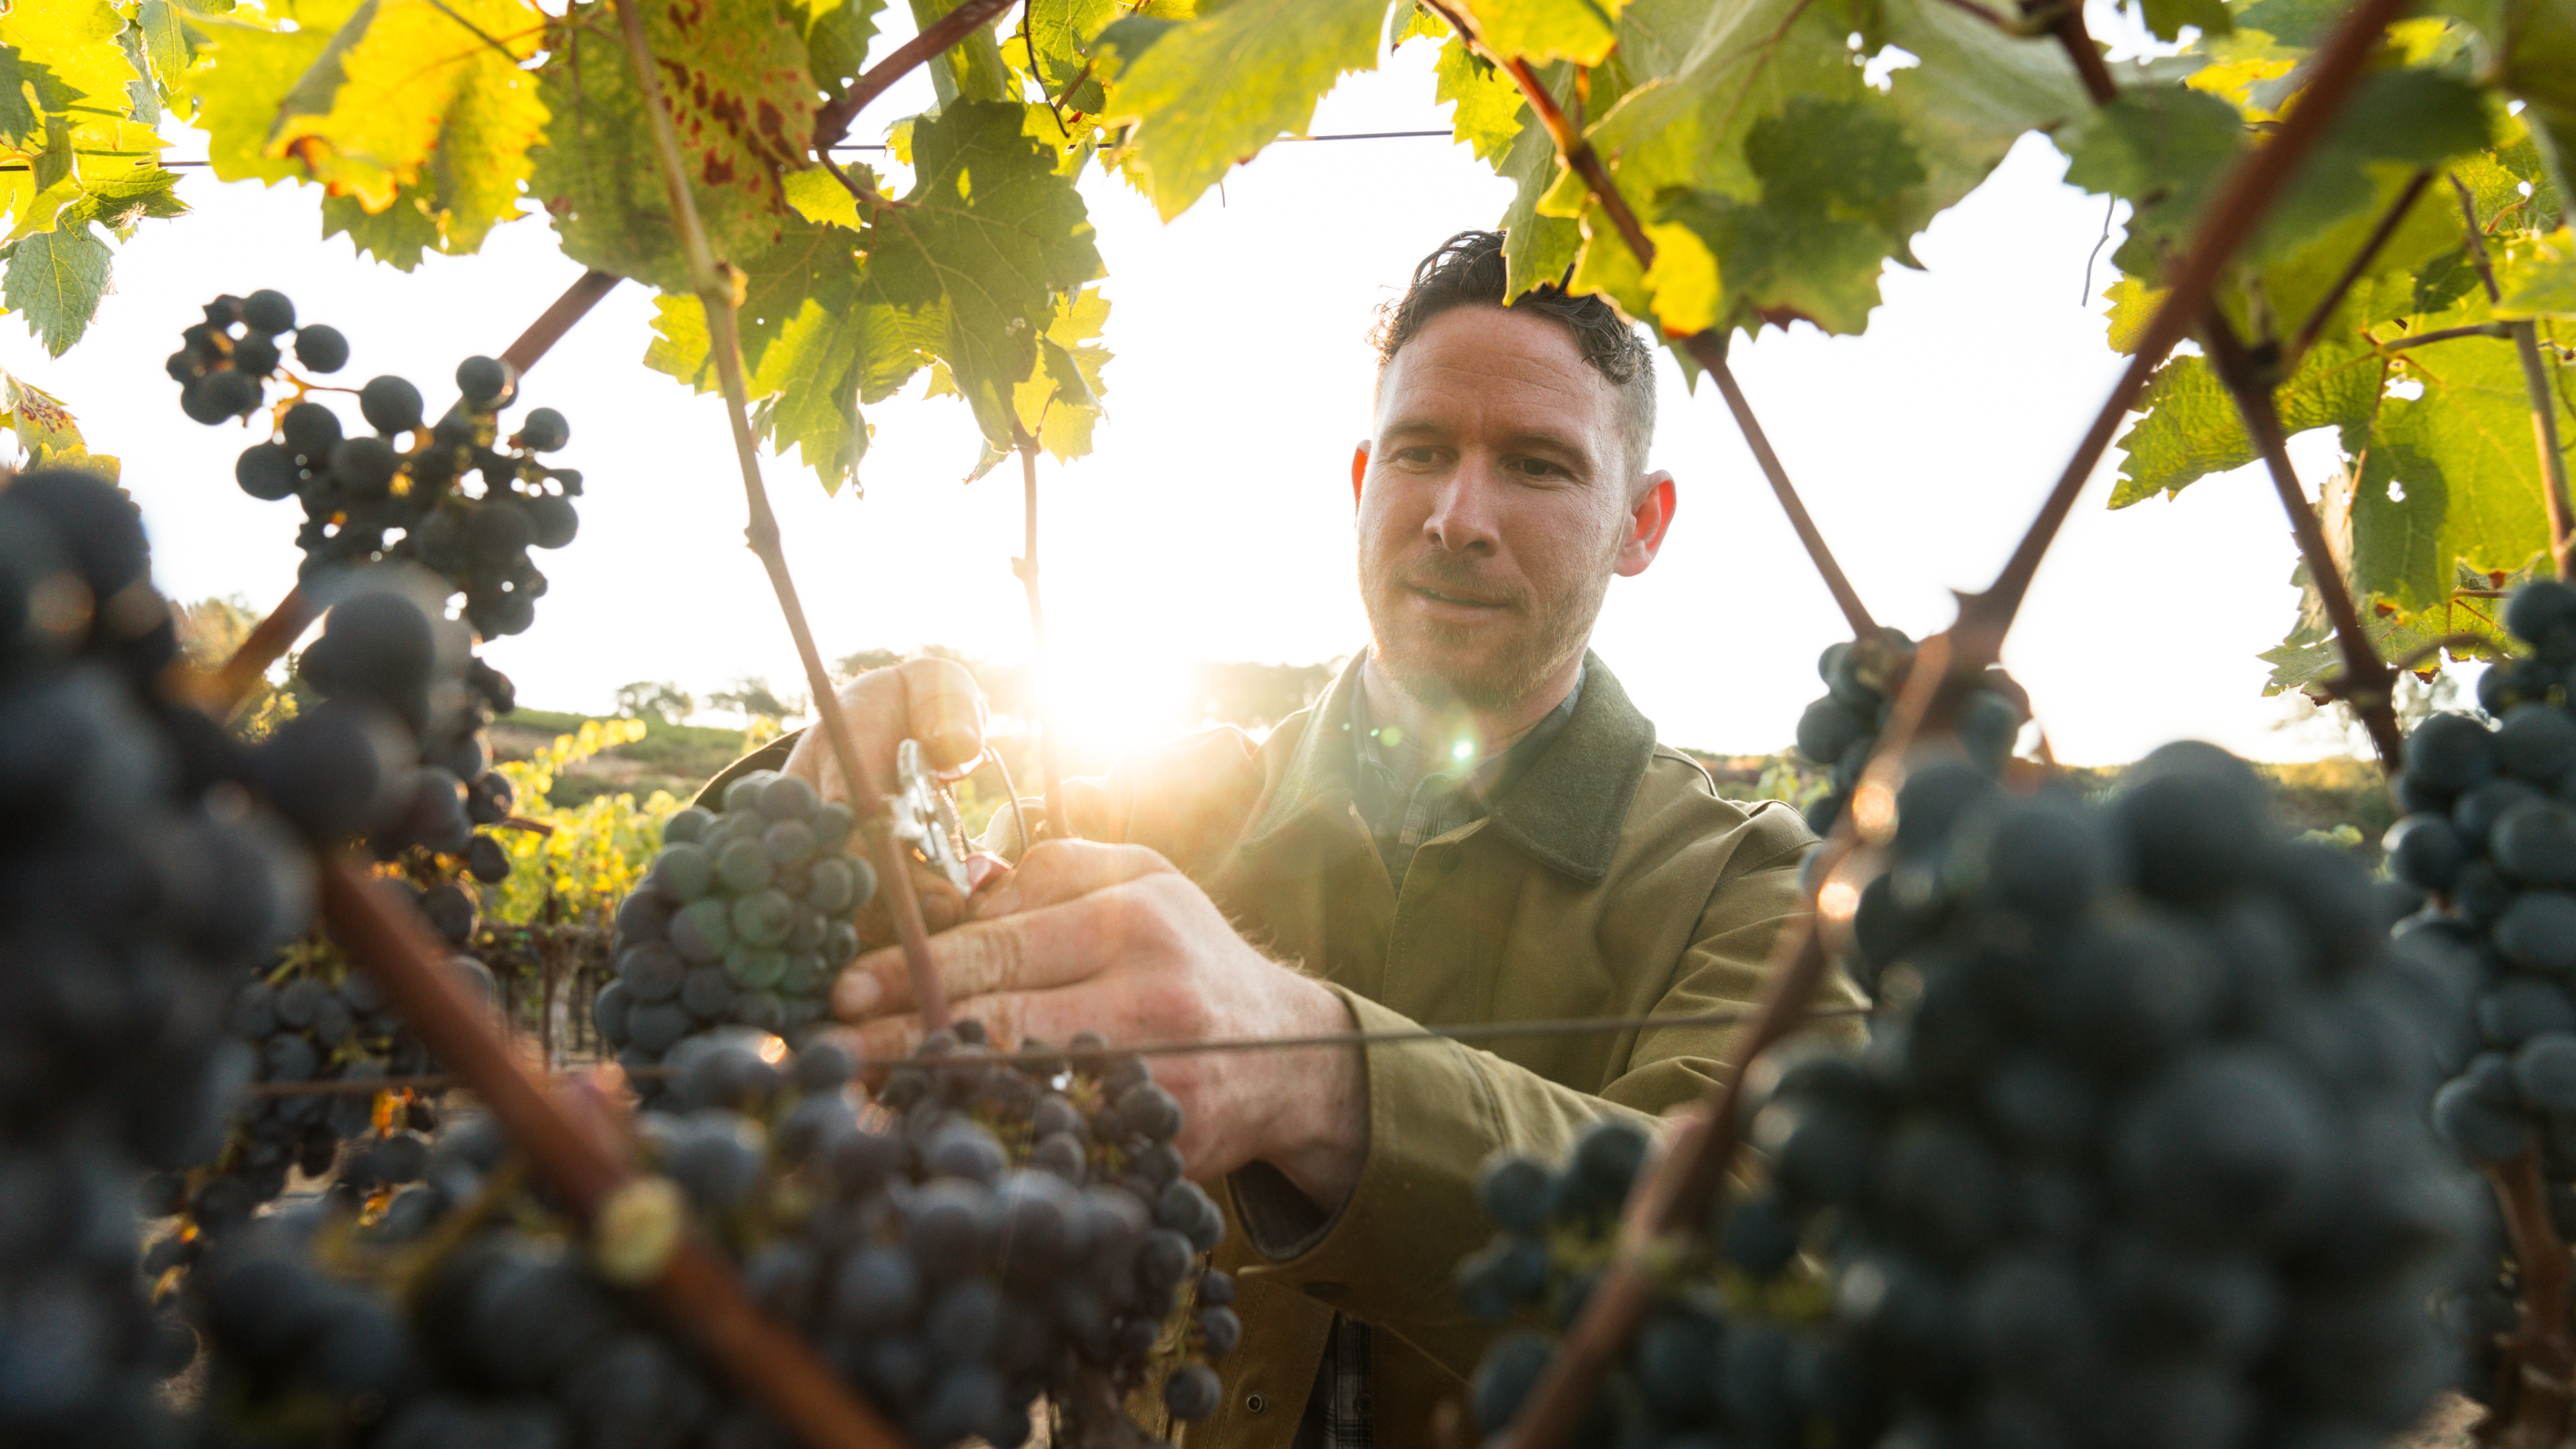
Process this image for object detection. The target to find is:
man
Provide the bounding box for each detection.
[717,231,1830,1446]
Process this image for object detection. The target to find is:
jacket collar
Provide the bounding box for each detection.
[1238,649,1657,884]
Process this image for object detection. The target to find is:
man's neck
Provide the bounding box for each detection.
[1359,649,1585,769]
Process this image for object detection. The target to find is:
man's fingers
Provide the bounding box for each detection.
[850,984,1160,1063]
[967,839,1176,921]
[775,659,989,809]
[834,883,1159,1020]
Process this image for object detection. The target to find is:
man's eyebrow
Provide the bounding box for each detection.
[1496,428,1598,471]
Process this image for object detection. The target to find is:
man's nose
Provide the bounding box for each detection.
[1421,454,1501,555]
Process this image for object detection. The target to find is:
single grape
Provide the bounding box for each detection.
[329,437,402,498]
[456,355,512,407]
[185,370,264,424]
[359,375,426,435]
[236,443,303,502]
[241,289,297,334]
[517,407,570,452]
[293,323,351,372]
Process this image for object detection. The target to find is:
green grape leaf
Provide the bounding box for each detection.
[56,165,186,236]
[2233,0,2341,44]
[799,0,888,91]
[1495,64,1578,302]
[1099,0,1393,220]
[1456,0,1626,66]
[2059,85,2244,276]
[1655,94,1927,335]
[2257,602,2474,696]
[1880,0,2092,215]
[2498,226,2576,318]
[136,1,193,101]
[2351,305,2573,610]
[1011,285,1109,460]
[530,1,815,292]
[2108,341,2384,506]
[863,99,1104,447]
[2258,69,2489,263]
[1019,0,1116,104]
[1435,34,1521,166]
[1,221,111,355]
[2245,168,2461,346]
[321,184,441,267]
[2139,0,2231,41]
[2483,0,2576,205]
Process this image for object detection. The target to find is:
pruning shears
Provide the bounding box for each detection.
[890,737,973,894]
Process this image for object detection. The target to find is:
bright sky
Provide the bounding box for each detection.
[19,19,2375,767]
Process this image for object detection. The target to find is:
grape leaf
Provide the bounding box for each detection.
[2059,85,2244,276]
[266,0,549,252]
[2498,226,2576,317]
[3,0,140,119]
[0,48,51,148]
[1656,94,1928,335]
[1435,34,1521,166]
[798,0,888,92]
[529,0,815,292]
[1008,285,1110,460]
[2257,69,2489,264]
[2351,303,2572,611]
[191,0,359,186]
[2108,340,2385,506]
[1,221,111,356]
[1456,0,1627,66]
[1099,0,1394,220]
[1494,66,1578,303]
[2139,0,2231,42]
[321,184,441,267]
[863,100,1104,447]
[1881,0,2092,215]
[0,365,84,455]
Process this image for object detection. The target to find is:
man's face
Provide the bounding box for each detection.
[1353,304,1669,712]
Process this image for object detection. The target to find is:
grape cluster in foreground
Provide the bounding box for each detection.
[600,769,877,1078]
[188,1023,1233,1448]
[2379,580,2576,1403]
[1792,631,2028,835]
[1466,743,2476,1449]
[0,469,312,1446]
[174,288,582,639]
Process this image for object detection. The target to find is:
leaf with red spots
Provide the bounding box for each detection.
[527,0,816,290]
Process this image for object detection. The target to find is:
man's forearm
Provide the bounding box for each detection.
[1250,975,1369,1214]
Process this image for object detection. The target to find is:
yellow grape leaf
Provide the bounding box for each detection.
[1460,0,1627,66]
[783,165,864,230]
[1434,34,1521,166]
[1009,284,1110,460]
[5,0,140,115]
[1640,220,1718,335]
[189,0,362,186]
[267,0,548,250]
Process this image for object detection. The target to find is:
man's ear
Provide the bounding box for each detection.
[1350,440,1371,511]
[1615,471,1677,578]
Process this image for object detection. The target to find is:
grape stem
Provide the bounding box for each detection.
[612,0,953,1037]
[314,858,914,1449]
[809,0,1020,152]
[499,268,622,375]
[1416,0,1878,641]
[1010,425,1071,840]
[2445,173,2575,580]
[2200,310,2406,772]
[2483,1149,2576,1444]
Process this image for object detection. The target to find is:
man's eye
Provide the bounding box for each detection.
[1513,458,1562,478]
[1397,447,1441,465]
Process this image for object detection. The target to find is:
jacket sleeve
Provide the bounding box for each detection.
[1224,838,1865,1381]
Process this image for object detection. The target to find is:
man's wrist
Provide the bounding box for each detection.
[1254,974,1368,1215]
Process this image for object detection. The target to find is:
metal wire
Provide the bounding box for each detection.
[236,1002,1875,1095]
[822,129,1449,154]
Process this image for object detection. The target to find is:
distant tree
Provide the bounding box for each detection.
[614,680,694,726]
[708,676,804,722]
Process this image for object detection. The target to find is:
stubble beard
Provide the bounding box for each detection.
[1359,541,1617,714]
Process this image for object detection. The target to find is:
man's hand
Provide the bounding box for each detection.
[780,657,987,932]
[833,840,1368,1212]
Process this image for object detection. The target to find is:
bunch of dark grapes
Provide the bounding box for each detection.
[599,769,876,1079]
[187,1024,1234,1448]
[1737,746,2473,1448]
[1455,1118,1862,1446]
[173,288,582,640]
[1792,630,2028,835]
[2377,580,2576,1405]
[148,580,525,1260]
[0,469,313,1445]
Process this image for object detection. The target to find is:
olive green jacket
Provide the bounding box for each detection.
[969,653,1836,1447]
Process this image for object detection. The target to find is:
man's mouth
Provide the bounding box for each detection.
[1408,584,1506,610]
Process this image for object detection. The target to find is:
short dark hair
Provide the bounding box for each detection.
[1369,230,1657,477]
